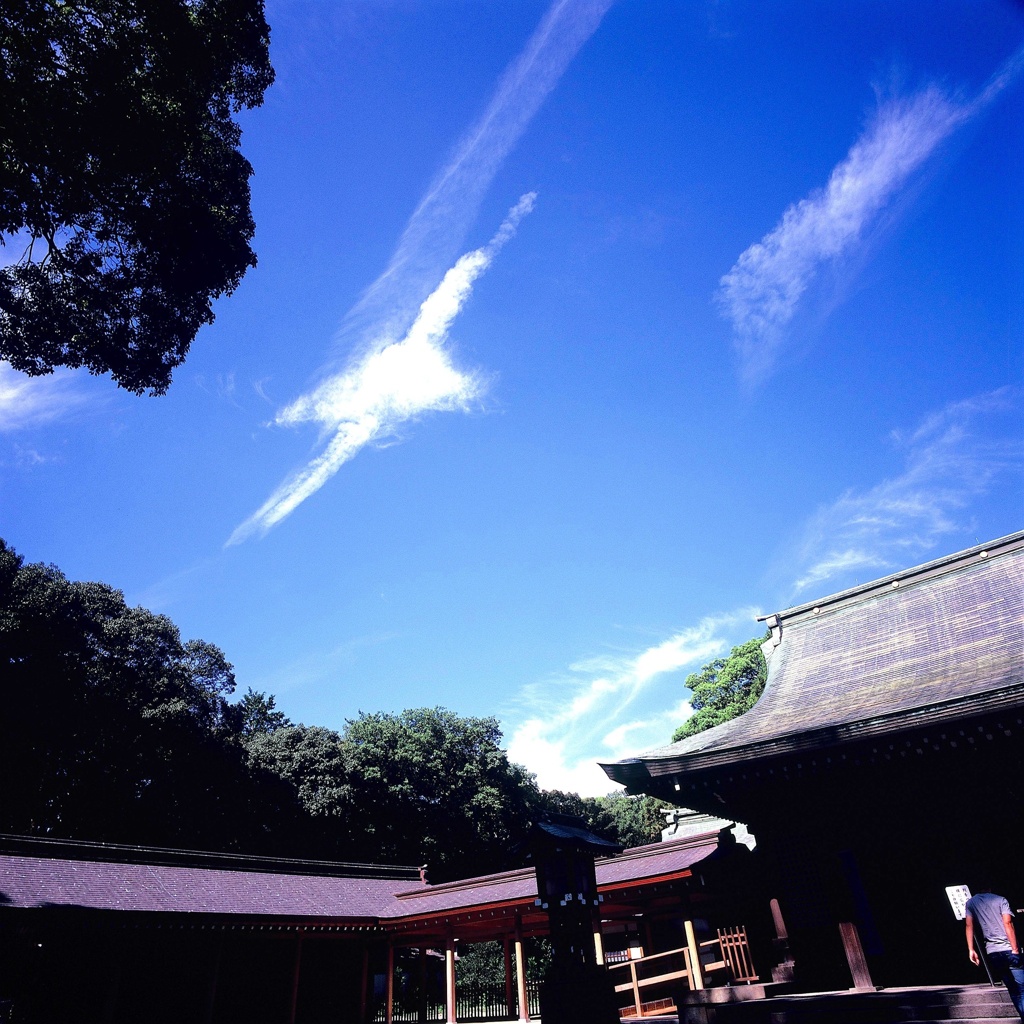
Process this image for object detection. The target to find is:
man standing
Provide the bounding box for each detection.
[965,888,1024,1021]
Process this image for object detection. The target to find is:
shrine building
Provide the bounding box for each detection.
[602,531,1024,991]
[0,822,757,1022]
[3,532,1019,1020]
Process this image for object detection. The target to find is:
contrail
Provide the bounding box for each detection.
[341,0,615,357]
[719,46,1024,385]
[231,0,613,543]
[228,195,535,545]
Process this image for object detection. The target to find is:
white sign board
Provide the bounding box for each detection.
[946,885,972,920]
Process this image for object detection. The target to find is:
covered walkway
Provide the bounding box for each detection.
[0,826,758,1023]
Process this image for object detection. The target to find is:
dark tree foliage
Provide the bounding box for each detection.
[532,790,668,849]
[671,635,768,743]
[338,708,539,879]
[534,788,616,839]
[0,0,274,394]
[597,792,670,848]
[456,936,551,987]
[238,686,290,737]
[0,539,682,870]
[0,538,294,849]
[244,723,355,855]
[241,709,545,875]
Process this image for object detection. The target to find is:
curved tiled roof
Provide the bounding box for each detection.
[604,532,1024,786]
[390,830,720,917]
[0,831,723,922]
[0,853,424,919]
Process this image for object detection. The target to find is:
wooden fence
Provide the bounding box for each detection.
[375,980,541,1022]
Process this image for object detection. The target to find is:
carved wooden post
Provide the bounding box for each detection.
[522,813,622,1024]
[770,898,795,982]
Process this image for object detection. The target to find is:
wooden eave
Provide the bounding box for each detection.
[618,684,1024,786]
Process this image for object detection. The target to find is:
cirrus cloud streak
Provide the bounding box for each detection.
[505,608,761,795]
[720,48,1024,384]
[786,387,1023,596]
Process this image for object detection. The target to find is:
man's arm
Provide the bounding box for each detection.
[1002,913,1020,955]
[966,913,980,965]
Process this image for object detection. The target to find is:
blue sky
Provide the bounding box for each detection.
[2,0,1022,796]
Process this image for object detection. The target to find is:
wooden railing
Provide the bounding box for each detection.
[608,924,757,1019]
[607,947,696,1019]
[700,925,758,984]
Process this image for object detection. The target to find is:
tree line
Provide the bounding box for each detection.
[2,1,767,879]
[0,540,668,880]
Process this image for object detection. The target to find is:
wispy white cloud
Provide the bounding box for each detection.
[505,609,760,795]
[0,362,90,432]
[233,0,613,542]
[786,387,1023,596]
[229,195,534,544]
[719,47,1024,384]
[342,0,615,354]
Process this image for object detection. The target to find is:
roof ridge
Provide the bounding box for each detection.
[0,834,422,880]
[762,531,1024,624]
[393,831,724,900]
[395,865,536,899]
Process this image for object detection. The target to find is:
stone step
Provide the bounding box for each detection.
[684,985,1017,1024]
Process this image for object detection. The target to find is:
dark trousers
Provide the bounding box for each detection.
[988,951,1024,1020]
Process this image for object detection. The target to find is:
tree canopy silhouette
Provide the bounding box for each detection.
[0,0,274,393]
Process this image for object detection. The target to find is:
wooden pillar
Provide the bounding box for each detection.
[770,898,789,941]
[839,922,874,991]
[642,919,654,959]
[445,935,457,1024]
[629,960,642,1018]
[503,936,514,1018]
[288,931,304,1024]
[770,898,795,982]
[203,934,223,1024]
[514,916,529,1022]
[684,919,704,990]
[593,918,605,966]
[359,945,370,1024]
[101,952,121,1024]
[418,946,429,1023]
[386,942,395,1024]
